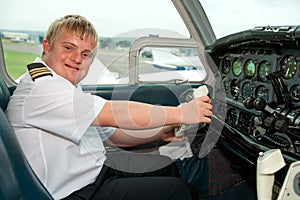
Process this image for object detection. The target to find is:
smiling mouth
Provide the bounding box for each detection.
[66,64,79,71]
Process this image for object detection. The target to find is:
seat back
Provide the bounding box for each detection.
[0,76,53,200]
[0,77,10,111]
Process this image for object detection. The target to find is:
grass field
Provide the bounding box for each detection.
[4,49,40,80]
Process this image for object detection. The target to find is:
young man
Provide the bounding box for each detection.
[6,15,212,200]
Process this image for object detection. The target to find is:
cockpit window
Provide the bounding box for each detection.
[200,0,300,39]
[0,0,189,84]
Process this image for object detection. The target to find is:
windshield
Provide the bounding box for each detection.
[200,0,300,39]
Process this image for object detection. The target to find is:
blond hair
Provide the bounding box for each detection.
[43,14,98,56]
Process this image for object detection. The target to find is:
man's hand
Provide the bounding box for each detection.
[158,125,185,142]
[180,96,212,124]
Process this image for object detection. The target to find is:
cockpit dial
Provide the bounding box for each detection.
[298,62,300,78]
[232,58,243,76]
[241,81,254,100]
[255,85,269,102]
[226,108,237,126]
[230,79,240,99]
[244,59,256,77]
[281,55,297,79]
[221,56,231,74]
[222,76,230,91]
[290,85,300,102]
[258,61,271,82]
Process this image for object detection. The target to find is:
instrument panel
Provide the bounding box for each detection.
[205,26,300,194]
[214,43,300,157]
[220,52,300,105]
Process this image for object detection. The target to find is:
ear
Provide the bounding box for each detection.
[42,40,50,55]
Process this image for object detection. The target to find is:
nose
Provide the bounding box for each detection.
[71,50,82,64]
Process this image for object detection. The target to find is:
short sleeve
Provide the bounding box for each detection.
[24,77,105,143]
[96,126,116,141]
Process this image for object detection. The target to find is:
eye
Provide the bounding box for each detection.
[64,45,72,52]
[82,52,93,59]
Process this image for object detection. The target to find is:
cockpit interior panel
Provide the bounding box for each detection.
[207,26,300,181]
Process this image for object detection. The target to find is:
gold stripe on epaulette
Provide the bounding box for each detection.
[31,71,53,80]
[27,63,53,81]
[28,67,49,73]
[29,68,50,76]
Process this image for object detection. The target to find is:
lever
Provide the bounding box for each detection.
[267,70,292,106]
[255,98,288,132]
[253,98,276,114]
[243,97,275,113]
[257,149,285,200]
[244,97,289,132]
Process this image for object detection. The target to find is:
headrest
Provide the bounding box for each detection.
[0,77,11,111]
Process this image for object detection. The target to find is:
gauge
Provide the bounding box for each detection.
[220,56,230,74]
[232,58,243,76]
[241,82,254,100]
[290,85,300,102]
[281,55,297,79]
[226,108,237,126]
[222,76,230,91]
[298,62,300,78]
[213,102,226,119]
[258,61,271,82]
[237,112,253,133]
[230,79,240,99]
[255,85,269,102]
[244,59,256,77]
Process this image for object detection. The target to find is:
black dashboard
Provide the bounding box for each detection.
[206,25,300,168]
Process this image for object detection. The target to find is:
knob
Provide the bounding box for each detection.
[254,98,267,111]
[274,120,288,132]
[254,98,275,114]
[243,97,255,109]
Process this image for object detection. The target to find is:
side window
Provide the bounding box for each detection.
[138,47,206,83]
[2,34,42,82]
[81,46,207,85]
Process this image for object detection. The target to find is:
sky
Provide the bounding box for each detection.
[1,0,300,39]
[0,0,187,37]
[200,0,300,38]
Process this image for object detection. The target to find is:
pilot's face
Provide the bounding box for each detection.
[42,29,96,85]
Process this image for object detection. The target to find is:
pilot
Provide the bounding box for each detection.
[6,14,212,200]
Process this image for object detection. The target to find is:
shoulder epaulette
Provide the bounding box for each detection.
[27,63,53,81]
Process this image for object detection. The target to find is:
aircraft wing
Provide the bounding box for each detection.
[142,48,200,70]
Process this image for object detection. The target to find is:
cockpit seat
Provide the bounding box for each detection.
[0,76,53,200]
[0,77,10,111]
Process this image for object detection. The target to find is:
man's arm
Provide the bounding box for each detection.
[92,96,212,129]
[105,126,183,147]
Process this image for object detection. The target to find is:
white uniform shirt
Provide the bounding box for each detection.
[6,58,115,199]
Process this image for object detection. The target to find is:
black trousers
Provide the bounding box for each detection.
[63,152,199,200]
